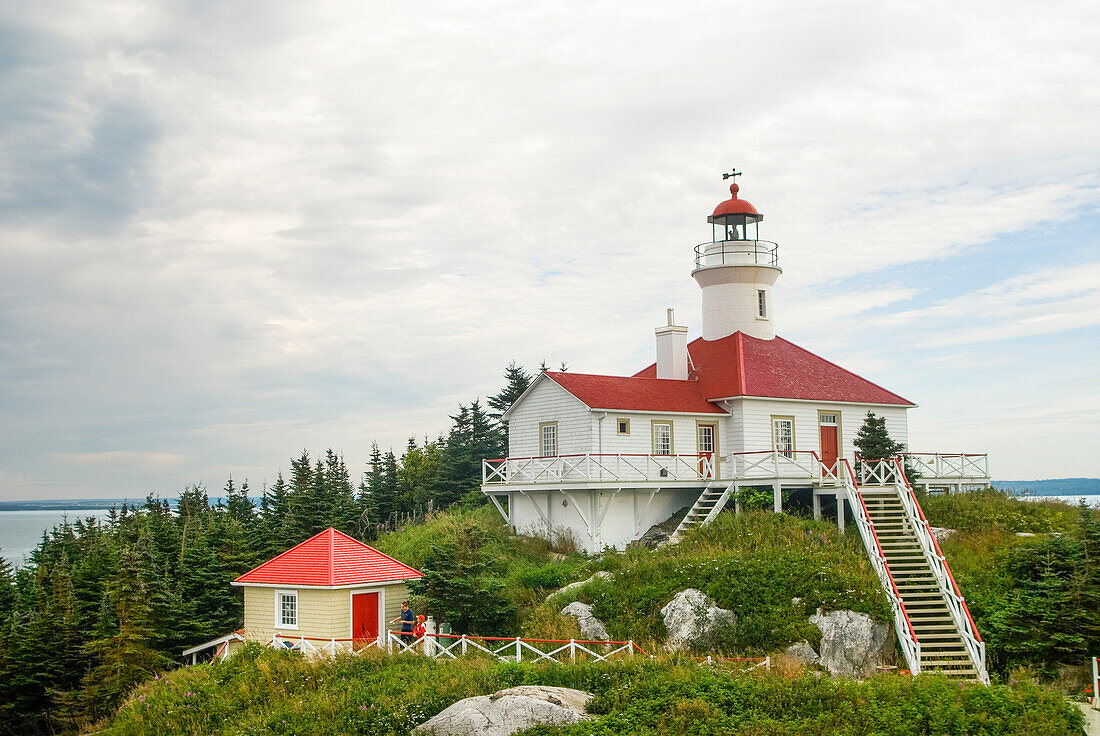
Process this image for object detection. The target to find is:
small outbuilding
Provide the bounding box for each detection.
[229,527,423,652]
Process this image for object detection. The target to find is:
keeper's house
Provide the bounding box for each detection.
[184,528,421,662]
[481,177,991,554]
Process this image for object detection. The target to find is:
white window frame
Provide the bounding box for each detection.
[772,416,795,459]
[539,422,558,457]
[757,289,768,319]
[652,421,673,456]
[275,589,299,630]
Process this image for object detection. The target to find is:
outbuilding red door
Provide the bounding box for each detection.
[352,592,379,645]
[819,425,839,473]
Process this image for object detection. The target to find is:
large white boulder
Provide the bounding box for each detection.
[415,686,592,736]
[785,640,820,666]
[660,588,736,652]
[809,609,894,677]
[560,601,610,641]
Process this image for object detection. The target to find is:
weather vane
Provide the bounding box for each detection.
[722,168,742,180]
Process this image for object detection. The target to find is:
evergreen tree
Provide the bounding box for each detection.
[260,473,294,554]
[81,547,172,721]
[853,411,919,486]
[408,522,515,634]
[380,450,401,522]
[225,476,256,523]
[324,449,360,533]
[399,437,443,511]
[438,399,503,507]
[487,362,531,449]
[361,442,384,526]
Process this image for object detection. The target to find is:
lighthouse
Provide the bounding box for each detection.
[692,176,780,340]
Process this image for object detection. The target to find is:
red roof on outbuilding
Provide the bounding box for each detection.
[544,371,725,414]
[233,528,422,587]
[634,333,914,406]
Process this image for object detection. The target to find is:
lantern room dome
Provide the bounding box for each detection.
[708,182,763,225]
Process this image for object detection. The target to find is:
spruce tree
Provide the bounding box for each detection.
[487,362,532,448]
[853,411,918,486]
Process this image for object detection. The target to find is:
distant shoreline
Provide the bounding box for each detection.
[0,497,262,512]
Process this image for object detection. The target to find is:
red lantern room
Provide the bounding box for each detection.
[708,181,763,241]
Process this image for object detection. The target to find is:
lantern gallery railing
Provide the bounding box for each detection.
[694,239,779,268]
[483,453,715,485]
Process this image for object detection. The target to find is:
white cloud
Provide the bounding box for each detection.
[2,0,1100,498]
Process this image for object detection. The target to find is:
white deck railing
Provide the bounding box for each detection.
[483,453,715,485]
[902,453,989,480]
[269,633,384,657]
[385,631,644,664]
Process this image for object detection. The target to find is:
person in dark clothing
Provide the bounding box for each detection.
[390,600,415,638]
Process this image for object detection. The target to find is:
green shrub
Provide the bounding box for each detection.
[99,649,1084,736]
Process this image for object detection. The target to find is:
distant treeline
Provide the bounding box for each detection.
[0,362,538,736]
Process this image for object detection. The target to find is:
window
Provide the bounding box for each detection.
[772,417,794,459]
[616,419,630,435]
[819,413,838,426]
[277,590,298,628]
[757,289,768,319]
[652,421,673,456]
[539,422,558,457]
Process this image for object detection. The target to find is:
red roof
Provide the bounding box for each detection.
[634,333,914,406]
[710,182,762,221]
[234,528,422,587]
[545,371,725,414]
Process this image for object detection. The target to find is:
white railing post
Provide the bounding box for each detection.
[1092,656,1098,708]
[515,637,522,662]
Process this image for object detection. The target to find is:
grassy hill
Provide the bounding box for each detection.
[94,646,1084,735]
[86,490,1100,734]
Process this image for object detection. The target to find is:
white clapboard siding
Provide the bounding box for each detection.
[507,377,593,457]
[735,398,909,459]
[593,413,725,457]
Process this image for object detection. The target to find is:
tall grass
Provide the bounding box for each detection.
[921,488,1091,534]
[98,646,1083,736]
[547,512,889,653]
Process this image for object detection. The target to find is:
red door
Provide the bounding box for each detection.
[819,425,839,473]
[352,592,379,646]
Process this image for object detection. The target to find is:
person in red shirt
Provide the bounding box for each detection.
[412,615,426,639]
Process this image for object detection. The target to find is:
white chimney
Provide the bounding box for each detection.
[655,308,689,380]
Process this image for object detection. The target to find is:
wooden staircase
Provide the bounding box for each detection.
[858,487,981,679]
[667,483,734,544]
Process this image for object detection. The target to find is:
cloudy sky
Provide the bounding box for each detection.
[1,0,1098,502]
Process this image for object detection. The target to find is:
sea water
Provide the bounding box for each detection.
[1016,494,1100,508]
[0,509,112,567]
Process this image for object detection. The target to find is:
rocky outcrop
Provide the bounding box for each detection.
[809,609,894,677]
[560,601,610,641]
[544,571,613,602]
[785,640,820,666]
[631,506,690,549]
[929,526,955,543]
[660,588,736,651]
[415,686,592,736]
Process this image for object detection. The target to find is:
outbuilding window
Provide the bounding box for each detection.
[617,419,630,435]
[277,590,298,628]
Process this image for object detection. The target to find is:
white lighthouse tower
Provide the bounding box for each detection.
[692,175,780,340]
